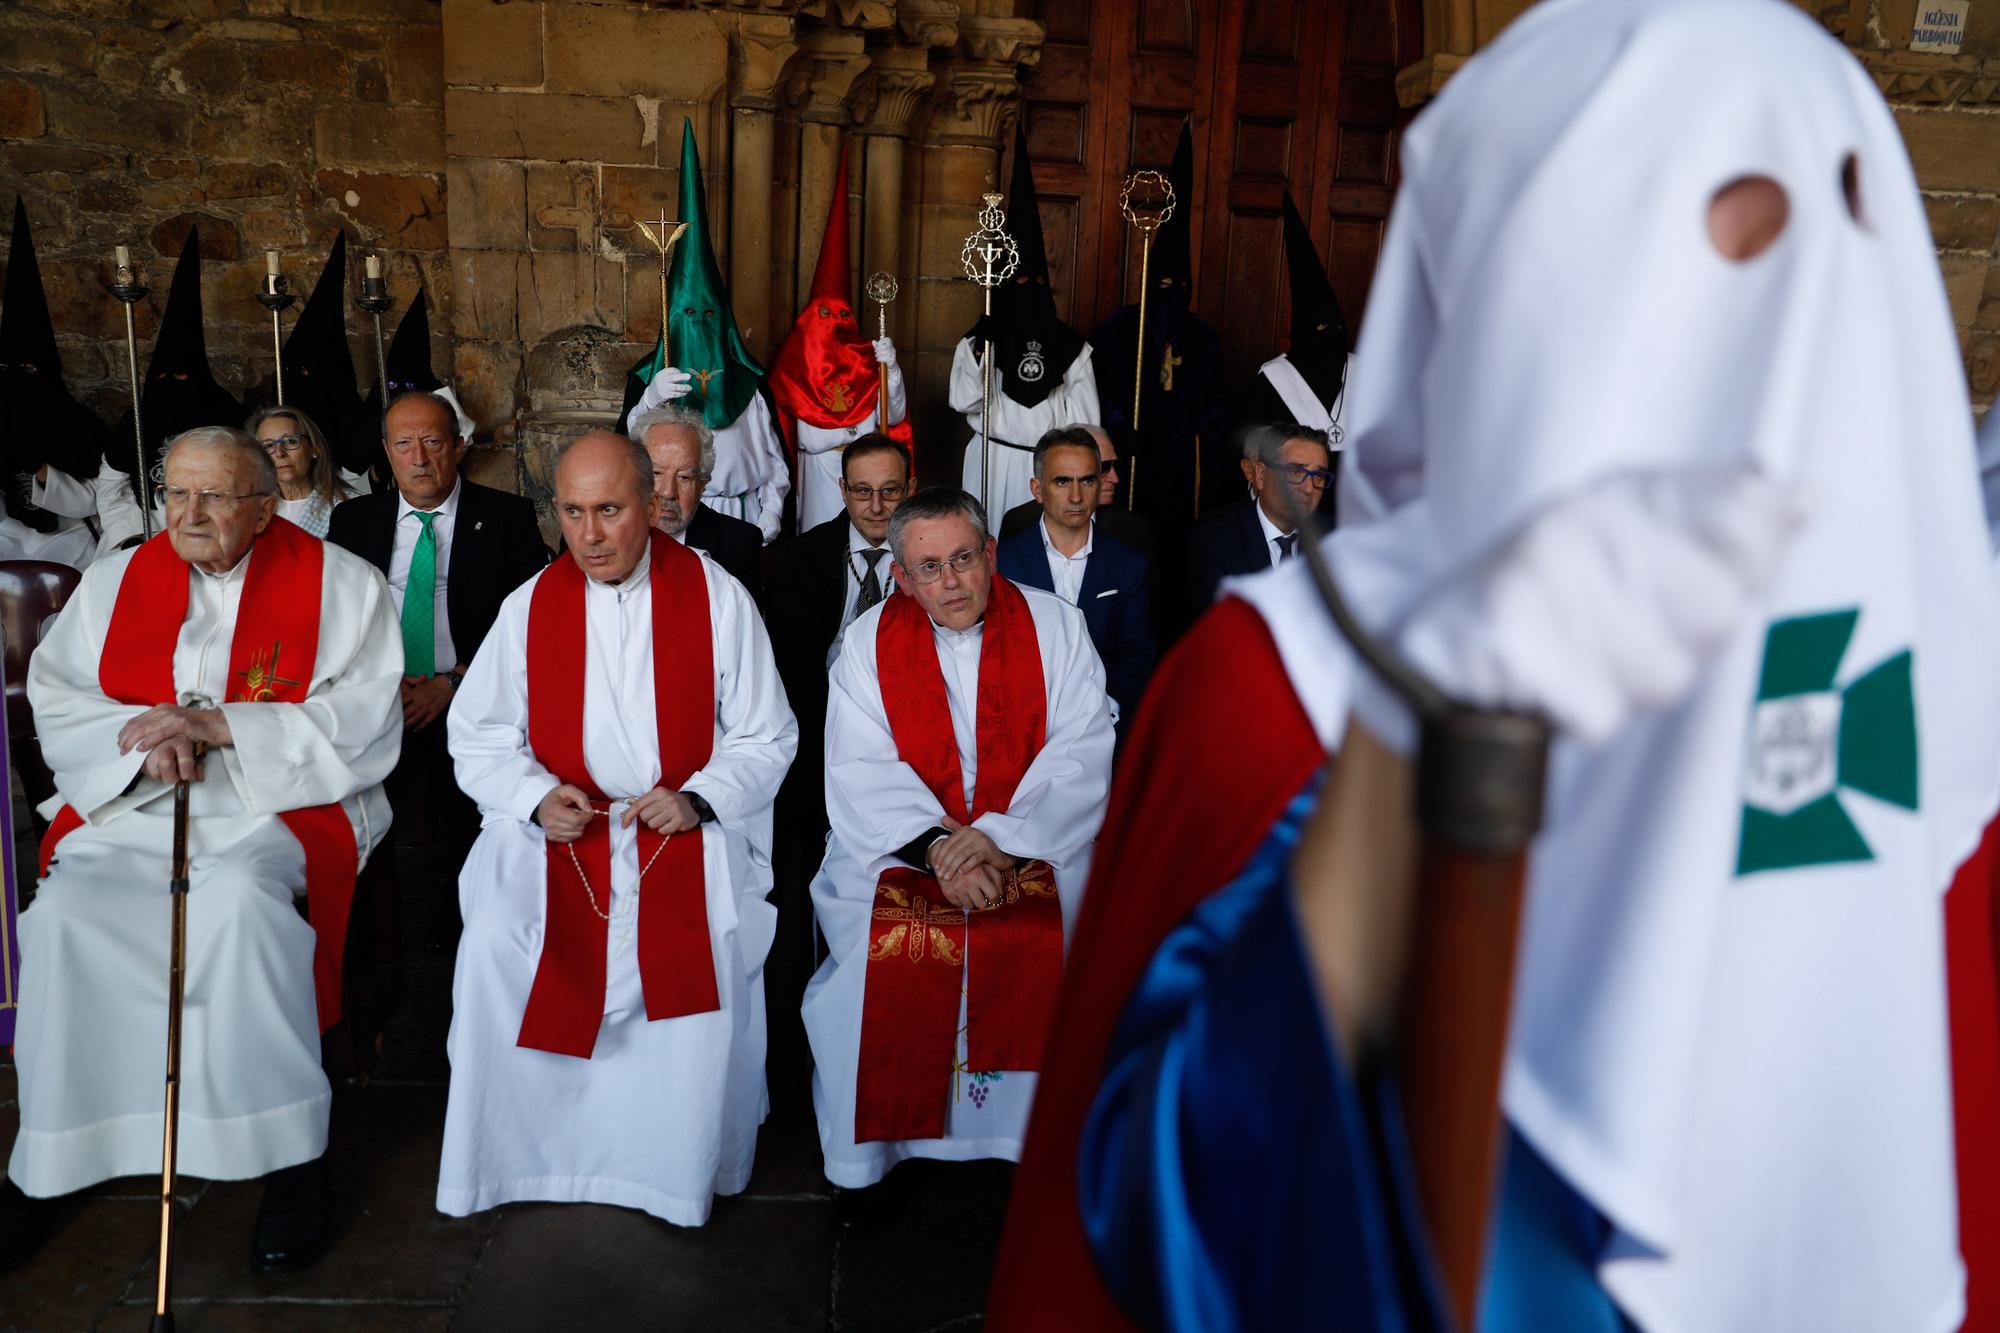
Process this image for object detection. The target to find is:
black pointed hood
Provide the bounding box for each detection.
[1,197,108,520]
[974,120,1083,409]
[280,231,375,475]
[1151,121,1195,311]
[1281,190,1349,407]
[384,288,442,394]
[109,226,243,503]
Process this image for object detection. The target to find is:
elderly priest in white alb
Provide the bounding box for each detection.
[803,487,1114,1188]
[439,430,797,1226]
[1,427,402,1272]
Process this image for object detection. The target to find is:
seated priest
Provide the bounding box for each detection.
[437,430,798,1227]
[801,486,1115,1188]
[1,426,403,1271]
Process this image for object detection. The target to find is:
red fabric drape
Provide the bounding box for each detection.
[516,533,719,1059]
[987,596,1322,1331]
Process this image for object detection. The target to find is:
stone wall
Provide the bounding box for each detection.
[0,0,448,423]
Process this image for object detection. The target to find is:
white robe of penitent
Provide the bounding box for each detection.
[949,339,1101,523]
[794,362,907,532]
[803,585,1115,1188]
[0,464,99,569]
[438,546,798,1227]
[10,536,402,1196]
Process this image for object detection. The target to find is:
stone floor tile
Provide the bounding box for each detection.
[830,1159,1011,1333]
[94,1303,453,1332]
[454,1194,834,1332]
[0,1198,156,1333]
[125,1088,487,1306]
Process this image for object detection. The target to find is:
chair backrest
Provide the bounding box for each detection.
[0,560,83,741]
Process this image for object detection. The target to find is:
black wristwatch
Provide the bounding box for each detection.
[445,669,465,691]
[685,792,718,825]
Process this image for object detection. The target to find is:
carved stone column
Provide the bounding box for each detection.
[792,28,873,310]
[724,14,801,362]
[853,48,935,348]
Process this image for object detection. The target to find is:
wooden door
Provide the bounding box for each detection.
[1018,0,1416,389]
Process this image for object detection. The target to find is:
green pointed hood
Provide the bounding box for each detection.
[667,119,761,429]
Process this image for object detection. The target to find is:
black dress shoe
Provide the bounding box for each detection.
[0,1177,56,1272]
[250,1156,326,1272]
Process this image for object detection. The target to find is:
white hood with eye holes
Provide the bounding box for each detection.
[1301,0,2000,1327]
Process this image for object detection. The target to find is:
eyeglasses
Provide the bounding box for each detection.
[843,483,907,503]
[260,434,310,454]
[1271,462,1335,491]
[155,486,269,512]
[902,547,985,584]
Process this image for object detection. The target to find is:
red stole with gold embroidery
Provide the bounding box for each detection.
[39,520,360,1031]
[516,532,718,1059]
[856,576,1064,1142]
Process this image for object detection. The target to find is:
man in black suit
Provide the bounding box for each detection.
[327,391,548,937]
[996,427,1157,735]
[998,423,1151,561]
[1186,423,1332,616]
[763,431,908,1123]
[629,400,763,601]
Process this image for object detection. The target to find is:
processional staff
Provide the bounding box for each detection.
[253,250,295,406]
[1286,486,1552,1330]
[865,270,900,425]
[635,211,690,371]
[1117,170,1176,512]
[357,252,393,434]
[107,246,153,541]
[960,193,1019,516]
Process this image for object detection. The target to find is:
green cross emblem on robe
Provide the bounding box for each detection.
[1736,609,1918,875]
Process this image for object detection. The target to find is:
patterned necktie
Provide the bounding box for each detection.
[1275,532,1299,562]
[402,510,438,677]
[856,548,886,616]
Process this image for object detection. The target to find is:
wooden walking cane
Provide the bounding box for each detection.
[151,744,201,1333]
[1288,497,1552,1330]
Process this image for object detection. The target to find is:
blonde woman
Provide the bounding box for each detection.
[246,405,351,538]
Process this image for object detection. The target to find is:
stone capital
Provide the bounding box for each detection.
[896,0,959,50]
[799,0,897,29]
[956,15,1043,69]
[924,60,1019,148]
[789,29,874,125]
[722,13,803,112]
[1394,52,1466,109]
[852,53,936,138]
[1858,48,2000,108]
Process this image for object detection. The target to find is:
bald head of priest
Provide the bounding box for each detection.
[555,429,660,586]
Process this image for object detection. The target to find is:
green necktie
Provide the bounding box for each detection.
[401,510,438,678]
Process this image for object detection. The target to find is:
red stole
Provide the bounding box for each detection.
[516,532,718,1059]
[856,577,1063,1142]
[38,520,360,1032]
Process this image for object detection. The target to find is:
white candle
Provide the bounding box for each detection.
[365,254,382,280]
[265,250,281,277]
[114,245,131,268]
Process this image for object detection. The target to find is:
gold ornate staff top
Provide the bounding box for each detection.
[865,270,900,340]
[1117,169,1178,442]
[635,211,689,367]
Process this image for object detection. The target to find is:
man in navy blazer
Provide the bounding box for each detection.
[997,426,1157,733]
[1185,422,1333,615]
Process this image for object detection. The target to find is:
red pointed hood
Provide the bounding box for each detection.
[766,148,879,438]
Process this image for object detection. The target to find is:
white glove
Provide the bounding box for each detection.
[1354,469,1800,750]
[758,508,782,544]
[872,338,897,368]
[638,366,695,410]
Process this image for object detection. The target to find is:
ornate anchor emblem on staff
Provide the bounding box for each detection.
[961,193,1020,516]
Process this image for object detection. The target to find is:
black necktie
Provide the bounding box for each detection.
[857,548,886,614]
[1275,532,1299,562]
